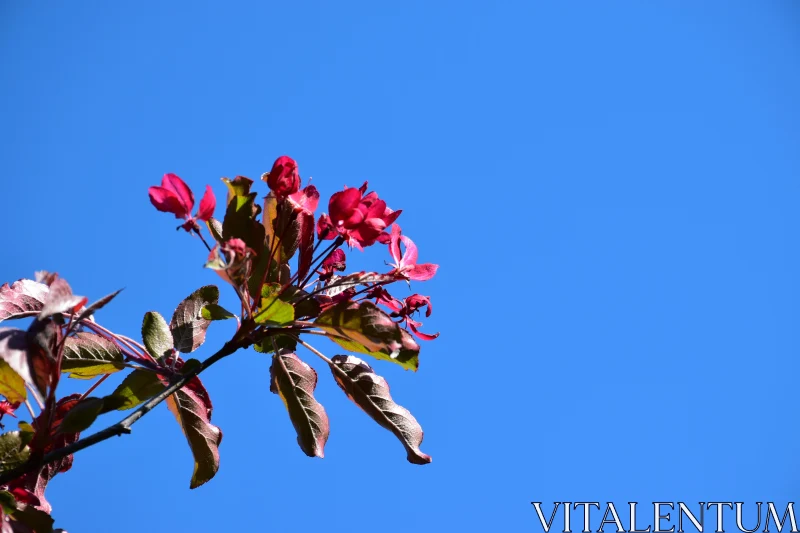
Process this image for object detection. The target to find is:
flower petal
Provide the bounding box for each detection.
[196,185,216,221]
[389,224,403,265]
[406,263,438,281]
[162,173,195,214]
[399,235,419,266]
[149,186,190,219]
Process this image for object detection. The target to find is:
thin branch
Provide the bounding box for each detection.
[0,335,250,486]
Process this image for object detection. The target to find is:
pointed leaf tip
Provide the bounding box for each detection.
[270,352,329,458]
[330,355,431,464]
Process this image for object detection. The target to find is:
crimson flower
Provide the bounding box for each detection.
[386,224,438,281]
[149,173,216,232]
[369,290,438,341]
[317,182,401,249]
[0,400,18,429]
[265,156,301,197]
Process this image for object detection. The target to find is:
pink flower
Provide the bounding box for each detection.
[387,224,438,281]
[372,291,438,341]
[288,184,320,215]
[149,174,216,232]
[265,156,301,197]
[320,182,402,249]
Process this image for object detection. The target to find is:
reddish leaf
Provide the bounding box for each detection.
[296,212,315,284]
[321,272,394,298]
[330,355,431,465]
[37,279,85,320]
[165,377,222,488]
[61,333,125,379]
[0,281,48,324]
[0,329,44,405]
[269,352,329,458]
[314,301,420,371]
[74,289,122,323]
[170,286,220,354]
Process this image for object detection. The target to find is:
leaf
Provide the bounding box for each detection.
[101,370,165,412]
[61,333,125,379]
[37,278,86,320]
[59,397,104,433]
[0,361,25,404]
[165,377,222,488]
[141,311,173,359]
[330,355,431,464]
[221,176,265,254]
[170,286,220,354]
[315,301,420,371]
[253,284,294,325]
[0,281,48,324]
[0,431,30,471]
[9,503,54,532]
[296,212,315,283]
[0,329,44,405]
[200,304,235,321]
[253,334,297,355]
[74,289,123,323]
[269,352,329,458]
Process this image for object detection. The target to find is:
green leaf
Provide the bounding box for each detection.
[0,327,45,405]
[142,311,173,359]
[253,334,297,354]
[253,283,294,325]
[101,370,165,412]
[221,176,265,254]
[170,286,220,354]
[270,352,329,458]
[0,431,30,471]
[0,491,16,514]
[59,397,104,433]
[0,360,25,403]
[165,378,222,488]
[314,301,420,371]
[61,332,125,379]
[330,355,431,464]
[200,303,235,321]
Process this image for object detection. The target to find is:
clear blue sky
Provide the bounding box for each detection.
[2,1,800,532]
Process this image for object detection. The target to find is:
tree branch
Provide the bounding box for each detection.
[0,335,249,486]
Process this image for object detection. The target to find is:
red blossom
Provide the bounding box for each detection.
[390,294,438,341]
[0,401,18,428]
[266,156,301,197]
[387,225,438,281]
[321,182,401,249]
[149,174,216,232]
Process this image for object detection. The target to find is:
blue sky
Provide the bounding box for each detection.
[2,1,800,532]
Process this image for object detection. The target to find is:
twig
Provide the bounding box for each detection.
[0,335,248,486]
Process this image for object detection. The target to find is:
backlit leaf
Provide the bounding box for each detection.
[37,278,85,320]
[0,280,48,324]
[0,361,25,404]
[165,376,222,488]
[170,286,220,353]
[253,284,294,325]
[315,301,420,371]
[330,355,430,464]
[200,304,235,321]
[59,397,104,433]
[61,333,125,379]
[0,431,30,471]
[74,289,123,323]
[101,370,165,412]
[269,352,329,458]
[141,311,173,359]
[0,329,43,405]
